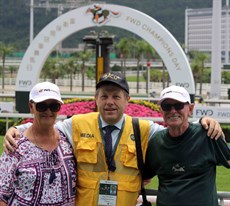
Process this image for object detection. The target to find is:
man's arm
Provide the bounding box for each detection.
[199,117,225,140]
[4,118,73,154]
[150,116,224,141]
[3,125,28,154]
[55,118,73,145]
[214,137,230,167]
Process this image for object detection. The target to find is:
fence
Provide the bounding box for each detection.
[136,190,230,206]
[1,114,230,132]
[0,113,67,131]
[0,78,230,99]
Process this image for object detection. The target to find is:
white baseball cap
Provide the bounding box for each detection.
[159,85,191,104]
[29,82,63,104]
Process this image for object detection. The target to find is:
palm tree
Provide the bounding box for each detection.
[41,58,65,83]
[115,37,133,76]
[73,48,92,92]
[190,51,209,95]
[134,40,154,93]
[9,66,17,78]
[0,42,14,90]
[65,58,78,91]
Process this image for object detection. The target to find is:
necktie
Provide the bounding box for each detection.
[104,125,117,171]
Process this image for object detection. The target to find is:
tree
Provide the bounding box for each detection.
[115,37,133,77]
[133,39,154,93]
[222,70,230,84]
[73,48,92,92]
[41,58,65,83]
[190,51,209,95]
[9,66,17,78]
[65,58,78,92]
[0,42,14,90]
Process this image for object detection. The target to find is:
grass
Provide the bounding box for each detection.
[126,76,146,82]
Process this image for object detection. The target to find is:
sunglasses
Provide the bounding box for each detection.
[34,102,61,112]
[161,102,188,112]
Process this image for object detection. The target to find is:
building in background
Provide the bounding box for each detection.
[185,0,227,99]
[185,2,230,65]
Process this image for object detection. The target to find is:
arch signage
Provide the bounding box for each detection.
[16,4,195,112]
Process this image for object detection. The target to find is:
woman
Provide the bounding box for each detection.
[0,82,77,206]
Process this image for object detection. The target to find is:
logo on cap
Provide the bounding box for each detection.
[162,90,185,97]
[101,73,121,81]
[38,88,58,95]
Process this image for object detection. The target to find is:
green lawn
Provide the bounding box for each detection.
[126,76,146,82]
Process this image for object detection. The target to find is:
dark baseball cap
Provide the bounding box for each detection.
[96,72,129,94]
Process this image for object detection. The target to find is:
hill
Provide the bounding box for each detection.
[0,0,213,50]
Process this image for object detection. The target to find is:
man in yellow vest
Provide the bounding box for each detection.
[3,72,223,206]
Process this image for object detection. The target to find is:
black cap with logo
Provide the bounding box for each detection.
[96,72,129,94]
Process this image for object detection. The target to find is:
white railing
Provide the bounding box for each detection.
[0,78,230,99]
[136,190,230,206]
[0,113,230,132]
[0,113,67,131]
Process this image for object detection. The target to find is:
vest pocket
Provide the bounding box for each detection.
[121,144,138,169]
[77,140,97,163]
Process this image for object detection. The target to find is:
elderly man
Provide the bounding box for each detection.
[144,85,230,206]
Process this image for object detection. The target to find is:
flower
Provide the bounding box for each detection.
[20,98,165,126]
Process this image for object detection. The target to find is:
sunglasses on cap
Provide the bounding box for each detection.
[161,102,188,112]
[33,102,61,112]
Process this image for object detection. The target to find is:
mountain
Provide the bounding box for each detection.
[0,0,213,50]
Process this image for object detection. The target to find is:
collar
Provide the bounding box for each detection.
[100,114,126,130]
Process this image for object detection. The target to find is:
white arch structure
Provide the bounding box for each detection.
[16,4,195,112]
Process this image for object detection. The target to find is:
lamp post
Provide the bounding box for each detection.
[210,0,222,99]
[83,31,114,83]
[146,61,151,100]
[30,0,34,44]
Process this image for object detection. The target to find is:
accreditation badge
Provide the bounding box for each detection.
[98,180,118,206]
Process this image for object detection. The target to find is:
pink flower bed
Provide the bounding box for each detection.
[59,101,162,117]
[60,101,96,116]
[125,103,162,117]
[21,99,165,126]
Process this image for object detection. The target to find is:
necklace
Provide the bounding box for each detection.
[31,126,58,184]
[31,126,58,151]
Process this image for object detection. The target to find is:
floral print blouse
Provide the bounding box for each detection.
[0,130,77,205]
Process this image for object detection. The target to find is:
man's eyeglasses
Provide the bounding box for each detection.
[161,102,188,112]
[34,102,61,112]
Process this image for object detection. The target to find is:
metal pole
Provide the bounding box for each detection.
[211,0,222,99]
[185,9,189,55]
[30,0,34,44]
[226,0,229,64]
[147,66,150,101]
[56,4,63,55]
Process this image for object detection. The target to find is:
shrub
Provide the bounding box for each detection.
[222,124,230,142]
